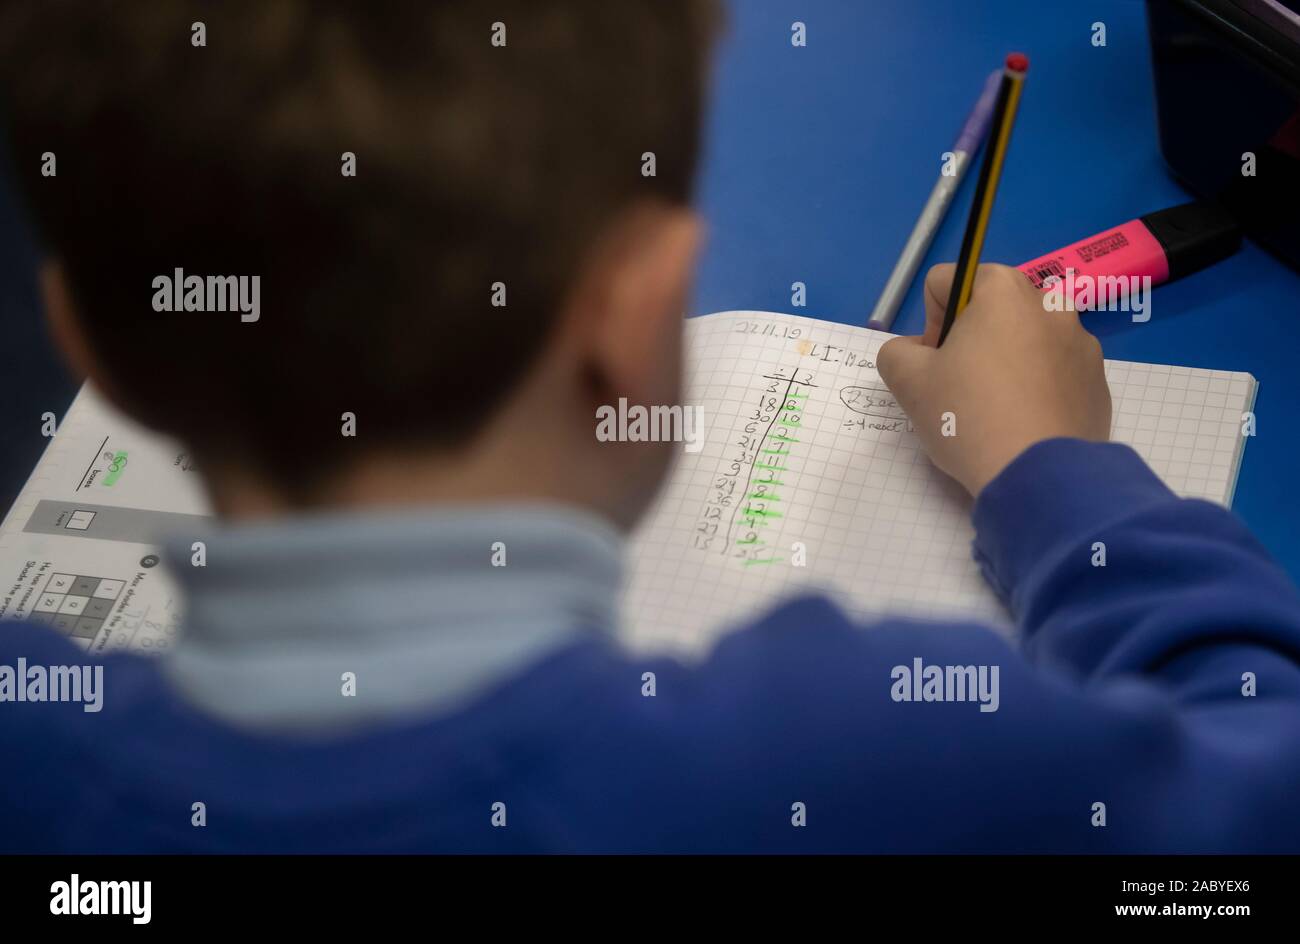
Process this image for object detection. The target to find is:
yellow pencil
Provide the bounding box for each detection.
[937,52,1029,346]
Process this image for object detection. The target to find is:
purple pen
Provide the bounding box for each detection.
[868,70,1001,331]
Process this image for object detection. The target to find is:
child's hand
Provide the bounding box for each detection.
[877,263,1112,497]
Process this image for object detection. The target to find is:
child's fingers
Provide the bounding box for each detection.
[932,263,1085,335]
[877,333,935,399]
[921,263,1014,344]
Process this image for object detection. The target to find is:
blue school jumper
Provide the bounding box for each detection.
[2,439,1299,852]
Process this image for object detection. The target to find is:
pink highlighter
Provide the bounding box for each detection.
[1016,201,1241,311]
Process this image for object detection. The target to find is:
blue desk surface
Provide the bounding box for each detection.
[692,0,1300,580]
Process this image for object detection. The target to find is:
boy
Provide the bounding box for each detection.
[1,1,1298,853]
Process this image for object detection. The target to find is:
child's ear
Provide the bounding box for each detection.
[41,260,124,406]
[576,202,702,408]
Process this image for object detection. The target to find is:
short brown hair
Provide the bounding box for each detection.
[0,0,717,496]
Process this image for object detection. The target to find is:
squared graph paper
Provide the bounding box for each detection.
[621,311,1257,655]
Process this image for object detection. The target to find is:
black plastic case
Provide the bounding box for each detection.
[1146,0,1300,270]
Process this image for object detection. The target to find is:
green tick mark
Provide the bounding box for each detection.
[103,451,128,486]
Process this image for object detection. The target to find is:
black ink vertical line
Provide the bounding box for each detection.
[75,436,110,491]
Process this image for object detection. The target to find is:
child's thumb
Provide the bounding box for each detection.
[922,264,958,346]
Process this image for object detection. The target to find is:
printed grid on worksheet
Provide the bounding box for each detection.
[621,311,1256,656]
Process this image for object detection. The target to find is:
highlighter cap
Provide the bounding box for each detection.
[1140,201,1241,281]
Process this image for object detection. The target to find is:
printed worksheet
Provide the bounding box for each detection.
[0,387,212,653]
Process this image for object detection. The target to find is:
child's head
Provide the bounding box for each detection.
[1,1,717,523]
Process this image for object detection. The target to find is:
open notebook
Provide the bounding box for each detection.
[621,311,1256,653]
[0,310,1256,656]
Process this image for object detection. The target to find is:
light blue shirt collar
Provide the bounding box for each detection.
[159,504,623,735]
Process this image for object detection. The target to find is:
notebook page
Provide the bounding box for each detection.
[621,310,1257,655]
